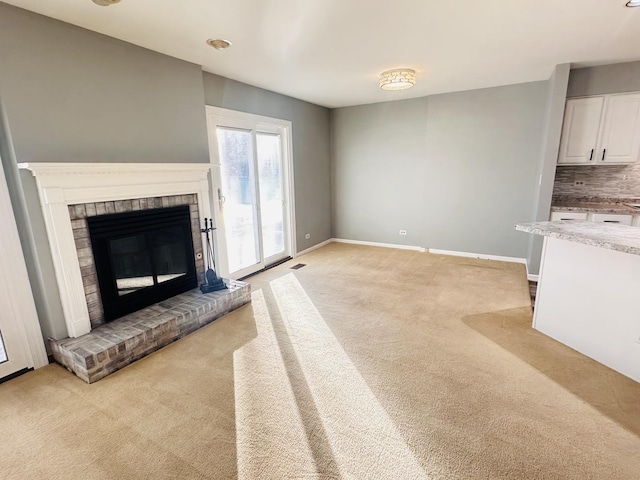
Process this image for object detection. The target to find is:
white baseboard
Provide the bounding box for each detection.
[296,239,539,282]
[428,247,538,281]
[524,259,539,282]
[333,238,426,252]
[428,248,527,264]
[295,238,334,257]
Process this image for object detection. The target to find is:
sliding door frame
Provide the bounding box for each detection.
[205,106,296,279]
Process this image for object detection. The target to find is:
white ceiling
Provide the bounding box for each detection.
[4,0,640,108]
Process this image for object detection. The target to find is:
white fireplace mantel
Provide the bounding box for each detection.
[19,162,213,338]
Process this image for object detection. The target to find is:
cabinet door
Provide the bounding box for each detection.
[558,97,604,164]
[550,212,588,221]
[590,213,633,226]
[598,93,640,164]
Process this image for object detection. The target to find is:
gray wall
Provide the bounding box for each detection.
[0,3,209,164]
[568,61,640,98]
[527,65,570,275]
[331,81,549,260]
[203,73,332,252]
[0,3,332,341]
[0,3,210,343]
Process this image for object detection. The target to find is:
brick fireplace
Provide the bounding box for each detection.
[69,194,205,328]
[20,163,251,382]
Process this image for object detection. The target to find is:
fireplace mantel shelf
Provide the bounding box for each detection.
[19,162,210,175]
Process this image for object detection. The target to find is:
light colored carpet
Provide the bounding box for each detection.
[1,243,640,479]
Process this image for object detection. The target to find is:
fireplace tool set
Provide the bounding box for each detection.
[200,218,227,293]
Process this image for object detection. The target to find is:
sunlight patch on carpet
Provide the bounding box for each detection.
[270,273,429,479]
[233,289,318,478]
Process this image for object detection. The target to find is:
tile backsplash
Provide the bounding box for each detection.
[553,163,640,198]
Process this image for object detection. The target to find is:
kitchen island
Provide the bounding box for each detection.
[516,221,640,383]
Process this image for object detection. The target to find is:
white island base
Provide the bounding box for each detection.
[534,236,640,383]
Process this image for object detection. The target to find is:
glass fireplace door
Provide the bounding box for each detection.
[88,205,197,322]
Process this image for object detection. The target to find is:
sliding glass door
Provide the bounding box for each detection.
[256,132,286,260]
[216,127,261,275]
[206,108,294,279]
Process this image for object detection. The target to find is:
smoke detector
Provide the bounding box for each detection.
[206,39,232,51]
[92,0,121,6]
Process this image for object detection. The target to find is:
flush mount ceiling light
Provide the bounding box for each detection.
[206,38,232,51]
[627,0,640,6]
[379,69,416,91]
[91,0,121,6]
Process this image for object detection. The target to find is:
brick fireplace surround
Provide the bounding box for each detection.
[70,193,206,329]
[20,163,251,383]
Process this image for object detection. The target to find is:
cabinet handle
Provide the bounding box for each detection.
[589,149,594,161]
[601,149,606,161]
[603,220,619,223]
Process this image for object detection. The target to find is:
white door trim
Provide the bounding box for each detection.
[0,159,48,371]
[205,106,296,278]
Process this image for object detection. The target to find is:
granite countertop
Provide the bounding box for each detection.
[551,196,640,215]
[515,221,640,256]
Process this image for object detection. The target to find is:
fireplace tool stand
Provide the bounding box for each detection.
[200,218,227,293]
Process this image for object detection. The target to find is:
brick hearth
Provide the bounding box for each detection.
[50,281,250,383]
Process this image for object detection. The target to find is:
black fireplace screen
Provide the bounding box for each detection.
[88,205,197,321]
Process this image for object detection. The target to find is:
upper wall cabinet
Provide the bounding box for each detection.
[558,97,604,165]
[599,94,640,164]
[557,93,640,166]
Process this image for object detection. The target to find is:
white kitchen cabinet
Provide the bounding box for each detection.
[558,92,640,166]
[557,97,604,165]
[598,93,640,164]
[590,213,633,226]
[550,211,637,225]
[550,211,588,221]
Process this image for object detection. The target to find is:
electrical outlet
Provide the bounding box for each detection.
[573,180,585,187]
[305,233,311,240]
[399,230,407,235]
